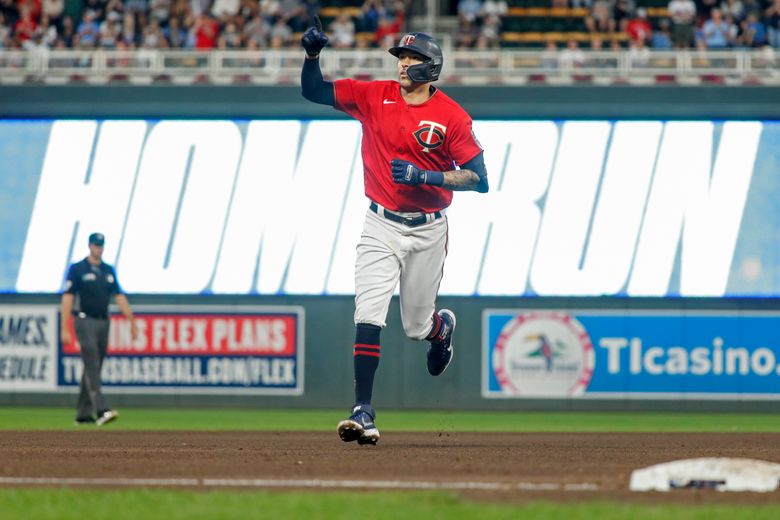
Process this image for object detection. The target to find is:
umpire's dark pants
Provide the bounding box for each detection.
[74,316,110,418]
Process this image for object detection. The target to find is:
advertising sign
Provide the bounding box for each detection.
[60,306,304,394]
[484,310,780,399]
[0,305,58,391]
[1,120,779,297]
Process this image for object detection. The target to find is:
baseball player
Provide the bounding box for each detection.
[61,233,138,426]
[301,18,488,446]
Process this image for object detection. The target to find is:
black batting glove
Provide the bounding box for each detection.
[301,15,329,57]
[391,159,429,185]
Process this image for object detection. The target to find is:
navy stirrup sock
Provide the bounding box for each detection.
[353,323,381,405]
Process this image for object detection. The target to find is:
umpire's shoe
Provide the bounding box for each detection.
[427,309,456,376]
[96,409,118,426]
[337,404,380,445]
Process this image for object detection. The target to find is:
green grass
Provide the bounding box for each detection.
[1,489,779,520]
[1,407,780,432]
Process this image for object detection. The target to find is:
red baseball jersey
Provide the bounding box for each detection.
[334,79,483,213]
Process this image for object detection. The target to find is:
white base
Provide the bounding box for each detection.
[630,458,780,492]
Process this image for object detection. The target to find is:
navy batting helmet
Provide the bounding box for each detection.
[388,33,443,83]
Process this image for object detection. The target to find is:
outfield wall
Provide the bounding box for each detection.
[1,85,779,411]
[2,294,780,412]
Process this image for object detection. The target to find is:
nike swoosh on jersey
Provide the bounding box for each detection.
[383,99,396,104]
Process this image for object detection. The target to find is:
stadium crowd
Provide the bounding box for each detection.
[1,0,779,51]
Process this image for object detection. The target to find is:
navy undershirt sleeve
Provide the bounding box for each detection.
[301,58,335,107]
[462,152,489,193]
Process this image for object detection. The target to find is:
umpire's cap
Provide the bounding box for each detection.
[389,33,443,83]
[88,233,105,246]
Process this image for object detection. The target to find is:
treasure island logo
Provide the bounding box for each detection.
[492,312,594,397]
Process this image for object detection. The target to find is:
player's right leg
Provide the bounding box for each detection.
[338,210,401,445]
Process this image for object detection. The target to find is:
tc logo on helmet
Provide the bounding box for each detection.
[402,34,416,46]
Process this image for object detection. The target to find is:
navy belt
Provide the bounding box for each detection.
[370,202,442,227]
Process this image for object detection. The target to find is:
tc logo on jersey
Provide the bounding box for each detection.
[414,120,447,153]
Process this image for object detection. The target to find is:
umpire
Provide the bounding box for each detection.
[60,232,138,426]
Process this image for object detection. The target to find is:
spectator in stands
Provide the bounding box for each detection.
[83,0,105,19]
[278,0,305,32]
[626,7,652,46]
[374,8,403,48]
[23,25,49,53]
[559,38,585,68]
[585,0,615,34]
[193,12,218,49]
[42,0,63,28]
[170,0,190,19]
[720,0,744,22]
[120,12,139,47]
[0,13,10,48]
[243,12,270,48]
[358,0,380,32]
[480,0,506,18]
[212,0,239,21]
[149,0,172,23]
[297,0,320,30]
[57,13,75,46]
[480,12,501,47]
[14,5,36,45]
[76,9,100,47]
[767,0,780,48]
[629,35,651,66]
[700,8,736,48]
[269,15,291,47]
[455,14,477,48]
[105,0,124,27]
[668,0,696,48]
[457,0,481,24]
[695,0,715,17]
[736,11,766,46]
[330,10,355,48]
[217,19,241,47]
[164,14,187,47]
[540,39,559,69]
[41,14,60,45]
[588,34,613,67]
[651,18,673,48]
[99,15,119,47]
[741,0,759,16]
[142,17,168,47]
[613,0,634,33]
[260,0,279,22]
[126,0,149,15]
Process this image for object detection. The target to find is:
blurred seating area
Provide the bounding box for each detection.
[2,0,779,52]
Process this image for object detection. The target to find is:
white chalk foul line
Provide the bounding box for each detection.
[0,477,599,492]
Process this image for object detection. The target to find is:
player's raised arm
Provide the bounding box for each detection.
[390,152,489,193]
[300,15,335,107]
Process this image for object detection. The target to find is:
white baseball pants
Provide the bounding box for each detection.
[354,205,448,340]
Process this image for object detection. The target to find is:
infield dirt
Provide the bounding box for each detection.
[1,431,779,504]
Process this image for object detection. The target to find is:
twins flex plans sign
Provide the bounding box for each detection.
[483,311,780,400]
[60,306,304,394]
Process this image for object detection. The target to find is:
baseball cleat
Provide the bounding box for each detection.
[427,309,456,376]
[337,404,380,445]
[74,416,96,426]
[96,409,118,426]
